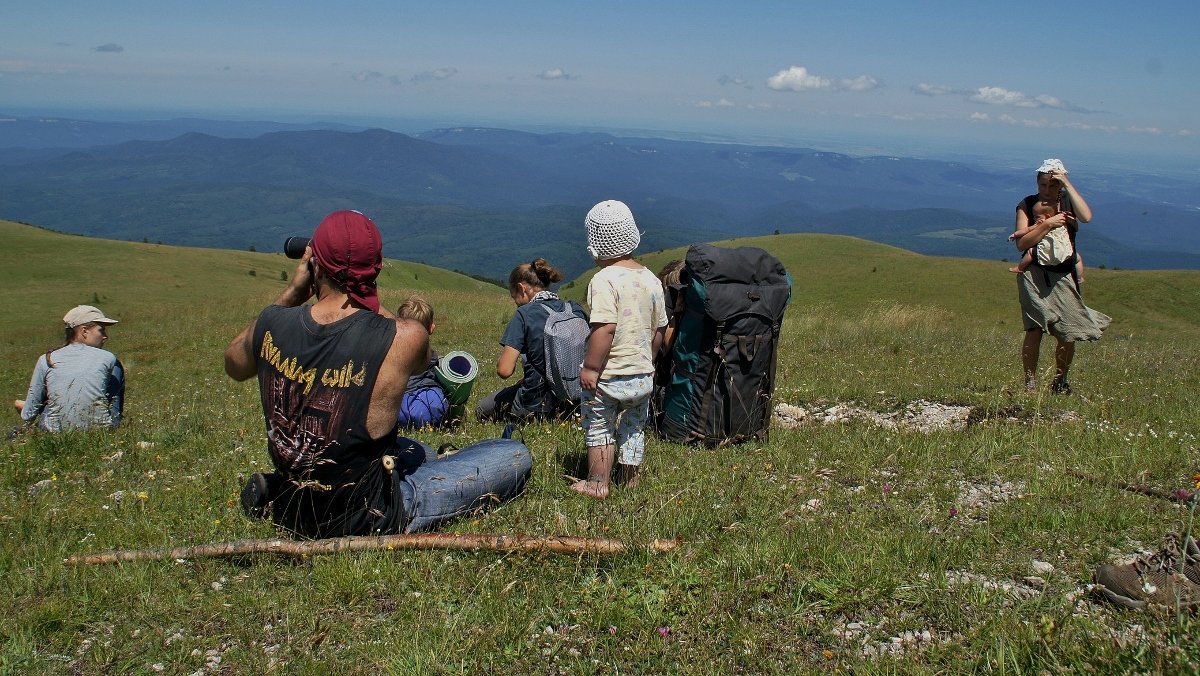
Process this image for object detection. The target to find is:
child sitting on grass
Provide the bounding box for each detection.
[570,200,667,499]
[395,295,452,428]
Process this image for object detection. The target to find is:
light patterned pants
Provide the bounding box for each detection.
[582,373,654,466]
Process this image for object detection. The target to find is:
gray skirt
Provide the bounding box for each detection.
[1018,266,1110,341]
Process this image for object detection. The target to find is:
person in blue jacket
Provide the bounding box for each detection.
[476,258,587,422]
[15,305,124,432]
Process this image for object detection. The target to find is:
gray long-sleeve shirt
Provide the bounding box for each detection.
[22,343,124,432]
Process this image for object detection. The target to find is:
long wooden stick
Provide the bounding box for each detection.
[65,533,681,566]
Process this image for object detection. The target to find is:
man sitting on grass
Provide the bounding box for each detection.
[224,210,530,538]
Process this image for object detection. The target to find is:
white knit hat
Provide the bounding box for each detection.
[1037,158,1067,174]
[585,200,641,260]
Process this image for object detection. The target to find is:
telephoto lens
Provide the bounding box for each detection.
[283,236,311,259]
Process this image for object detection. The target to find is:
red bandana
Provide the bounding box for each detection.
[310,210,383,312]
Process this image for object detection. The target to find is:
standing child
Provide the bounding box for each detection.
[570,200,667,499]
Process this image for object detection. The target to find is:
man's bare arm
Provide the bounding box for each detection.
[224,322,257,381]
[224,250,315,382]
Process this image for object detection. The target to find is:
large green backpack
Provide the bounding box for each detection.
[657,244,792,445]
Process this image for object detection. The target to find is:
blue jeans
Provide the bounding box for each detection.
[397,438,533,533]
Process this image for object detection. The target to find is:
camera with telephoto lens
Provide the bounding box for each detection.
[283,236,311,259]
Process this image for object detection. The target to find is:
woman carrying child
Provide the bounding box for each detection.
[1012,158,1109,394]
[477,258,588,422]
[570,200,667,499]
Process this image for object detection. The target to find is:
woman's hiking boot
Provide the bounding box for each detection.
[1051,376,1073,395]
[1093,533,1200,611]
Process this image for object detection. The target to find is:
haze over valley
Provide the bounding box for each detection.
[3,115,1198,281]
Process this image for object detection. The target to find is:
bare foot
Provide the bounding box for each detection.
[569,479,610,499]
[13,399,24,414]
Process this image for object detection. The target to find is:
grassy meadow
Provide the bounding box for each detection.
[2,218,1199,673]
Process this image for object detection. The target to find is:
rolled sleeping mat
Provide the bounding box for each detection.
[434,351,479,406]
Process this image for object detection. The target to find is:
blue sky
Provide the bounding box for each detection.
[3,1,1197,168]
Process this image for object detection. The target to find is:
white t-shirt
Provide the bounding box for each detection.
[586,265,668,376]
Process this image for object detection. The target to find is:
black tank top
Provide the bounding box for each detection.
[253,304,397,477]
[252,305,409,536]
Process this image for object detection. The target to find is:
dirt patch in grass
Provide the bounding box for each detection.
[774,400,974,433]
[773,400,1080,433]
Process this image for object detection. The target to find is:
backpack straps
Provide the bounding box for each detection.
[42,349,57,393]
[1022,194,1079,272]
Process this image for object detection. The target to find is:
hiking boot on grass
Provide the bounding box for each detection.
[1051,376,1073,395]
[240,472,278,519]
[1093,533,1200,611]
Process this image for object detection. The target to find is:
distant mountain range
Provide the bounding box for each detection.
[2,114,1198,279]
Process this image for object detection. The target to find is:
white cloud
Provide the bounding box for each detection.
[1033,94,1069,109]
[954,86,1097,113]
[693,98,742,109]
[840,75,880,92]
[717,75,751,88]
[913,82,962,96]
[969,86,1039,107]
[767,66,832,91]
[0,60,74,76]
[966,106,1184,137]
[987,113,1119,132]
[352,70,383,82]
[412,67,458,82]
[92,43,124,53]
[537,67,575,81]
[767,66,879,92]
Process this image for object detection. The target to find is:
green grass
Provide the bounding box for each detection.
[2,220,1200,673]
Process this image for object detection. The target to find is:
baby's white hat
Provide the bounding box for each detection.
[585,200,641,260]
[1037,158,1067,174]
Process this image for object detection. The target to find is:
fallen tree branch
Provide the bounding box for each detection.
[1068,469,1189,503]
[66,533,681,566]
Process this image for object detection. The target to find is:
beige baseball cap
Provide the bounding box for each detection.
[63,305,119,328]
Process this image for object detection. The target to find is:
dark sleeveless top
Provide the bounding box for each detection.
[252,305,408,537]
